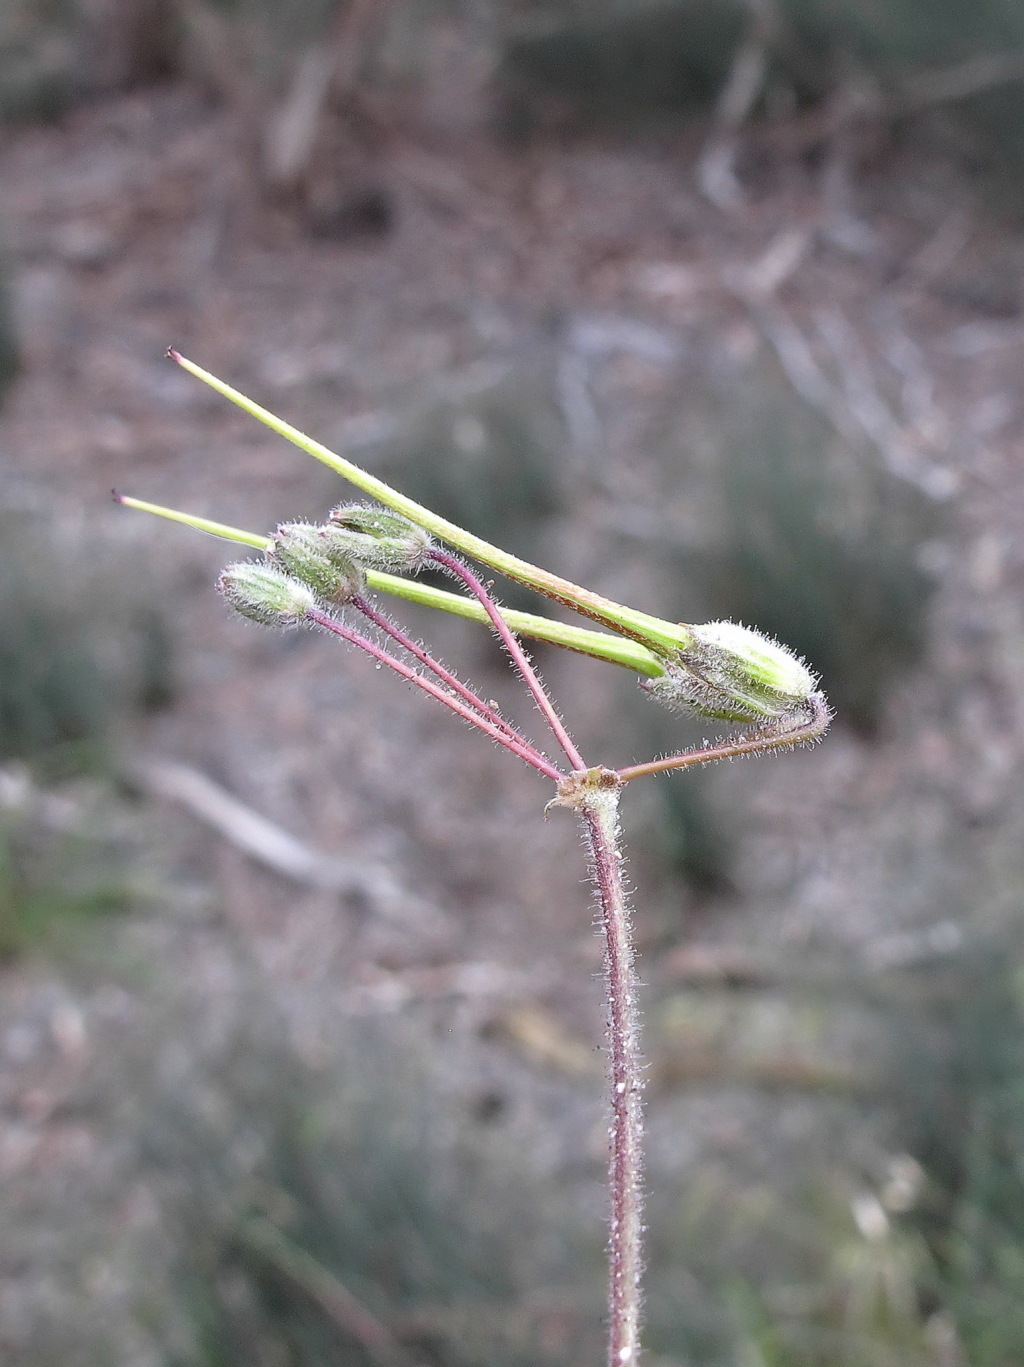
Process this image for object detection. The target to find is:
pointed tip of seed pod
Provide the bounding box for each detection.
[111,488,124,504]
[166,347,182,364]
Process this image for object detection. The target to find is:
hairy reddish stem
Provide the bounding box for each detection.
[616,692,832,784]
[579,778,643,1367]
[429,549,587,772]
[351,594,544,758]
[307,608,563,781]
[427,559,644,1362]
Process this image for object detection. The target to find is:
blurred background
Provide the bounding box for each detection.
[4,1,1024,1363]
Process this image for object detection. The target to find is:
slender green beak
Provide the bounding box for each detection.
[112,493,667,678]
[166,351,695,659]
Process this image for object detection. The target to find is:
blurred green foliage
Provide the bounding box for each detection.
[788,0,1024,65]
[652,360,941,736]
[647,766,734,894]
[0,513,175,763]
[707,942,1024,1367]
[494,4,750,139]
[892,949,1024,1366]
[3,0,1024,138]
[502,0,1024,78]
[143,1018,602,1367]
[13,882,1024,1366]
[3,0,1024,189]
[0,0,177,122]
[704,395,938,738]
[497,0,1024,180]
[0,803,134,959]
[149,969,1024,1367]
[0,515,171,955]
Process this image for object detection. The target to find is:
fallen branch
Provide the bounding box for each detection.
[897,49,1024,115]
[755,48,1024,160]
[696,0,777,209]
[124,756,443,930]
[238,1215,419,1367]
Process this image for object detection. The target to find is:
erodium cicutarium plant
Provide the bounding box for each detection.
[117,349,831,1367]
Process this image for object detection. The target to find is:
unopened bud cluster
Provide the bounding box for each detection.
[215,501,819,733]
[217,505,433,628]
[646,620,818,724]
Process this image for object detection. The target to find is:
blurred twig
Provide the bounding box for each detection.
[757,49,1024,160]
[661,927,967,991]
[262,45,337,190]
[237,1214,421,1367]
[342,961,548,1015]
[177,0,394,200]
[263,0,390,191]
[697,0,777,210]
[897,49,1024,115]
[124,755,444,929]
[736,284,956,498]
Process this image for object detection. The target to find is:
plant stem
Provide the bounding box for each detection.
[572,772,643,1367]
[616,692,832,784]
[307,609,563,780]
[351,593,542,757]
[429,549,586,771]
[370,573,665,676]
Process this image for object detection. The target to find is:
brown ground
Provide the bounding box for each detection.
[3,69,1024,1362]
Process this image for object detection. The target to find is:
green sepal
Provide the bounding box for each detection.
[326,503,434,574]
[218,562,318,627]
[271,522,366,604]
[648,621,818,723]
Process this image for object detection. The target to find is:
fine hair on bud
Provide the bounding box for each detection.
[645,620,818,724]
[218,561,318,628]
[326,503,434,574]
[271,522,366,604]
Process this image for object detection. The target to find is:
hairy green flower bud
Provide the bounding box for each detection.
[644,620,818,724]
[218,562,318,627]
[271,522,366,603]
[326,503,434,573]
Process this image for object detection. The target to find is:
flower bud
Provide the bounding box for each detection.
[218,562,318,627]
[645,620,818,724]
[271,522,366,603]
[326,503,434,573]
